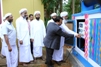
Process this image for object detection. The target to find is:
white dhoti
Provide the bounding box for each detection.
[33,46,42,58]
[1,40,6,56]
[52,37,65,61]
[19,45,33,62]
[52,47,63,61]
[5,45,18,67]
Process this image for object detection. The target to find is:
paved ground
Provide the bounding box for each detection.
[0,46,72,67]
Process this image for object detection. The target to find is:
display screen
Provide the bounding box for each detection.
[80,24,83,27]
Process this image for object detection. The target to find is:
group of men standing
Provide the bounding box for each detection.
[0,8,80,67]
[0,8,46,67]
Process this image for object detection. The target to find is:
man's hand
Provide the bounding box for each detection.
[75,34,81,38]
[20,40,23,45]
[4,35,12,52]
[8,46,12,52]
[30,39,34,42]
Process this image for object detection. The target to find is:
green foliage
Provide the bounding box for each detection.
[63,0,81,19]
[41,0,56,12]
[41,0,62,26]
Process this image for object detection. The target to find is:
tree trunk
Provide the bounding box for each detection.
[72,0,75,14]
[60,0,63,12]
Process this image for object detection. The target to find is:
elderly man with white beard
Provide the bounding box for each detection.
[16,8,33,66]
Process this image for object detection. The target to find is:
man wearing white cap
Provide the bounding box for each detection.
[47,13,57,25]
[52,11,80,65]
[16,8,33,66]
[0,16,6,58]
[30,11,46,61]
[2,13,18,67]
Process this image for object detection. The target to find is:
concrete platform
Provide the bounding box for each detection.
[66,47,84,67]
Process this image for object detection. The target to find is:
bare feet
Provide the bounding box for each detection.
[39,57,45,60]
[23,63,28,66]
[54,61,61,66]
[30,61,33,64]
[34,58,37,63]
[60,60,66,63]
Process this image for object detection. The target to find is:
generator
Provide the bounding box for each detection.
[71,0,101,67]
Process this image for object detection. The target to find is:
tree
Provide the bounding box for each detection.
[41,0,62,26]
[63,0,81,19]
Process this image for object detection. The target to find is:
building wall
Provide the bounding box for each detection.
[2,0,44,27]
[0,0,44,48]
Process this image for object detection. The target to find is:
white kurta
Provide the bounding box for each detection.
[16,16,33,62]
[0,22,6,56]
[30,19,46,57]
[47,19,54,26]
[2,21,18,67]
[52,20,77,61]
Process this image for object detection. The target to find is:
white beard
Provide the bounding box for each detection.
[63,19,68,23]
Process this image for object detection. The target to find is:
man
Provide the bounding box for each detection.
[0,16,6,58]
[2,13,18,67]
[30,11,46,61]
[44,16,80,67]
[29,14,34,22]
[16,8,33,66]
[47,13,57,25]
[52,11,80,65]
[28,14,34,55]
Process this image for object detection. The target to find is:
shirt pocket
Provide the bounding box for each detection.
[7,26,13,35]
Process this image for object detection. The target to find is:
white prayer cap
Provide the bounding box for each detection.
[19,8,27,14]
[50,13,57,17]
[5,13,12,18]
[34,11,40,16]
[60,11,68,17]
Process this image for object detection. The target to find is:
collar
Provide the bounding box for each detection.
[20,16,26,20]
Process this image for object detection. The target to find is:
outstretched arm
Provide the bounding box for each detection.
[56,28,74,38]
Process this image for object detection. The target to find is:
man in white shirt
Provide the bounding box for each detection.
[47,13,57,25]
[52,11,80,65]
[0,16,6,58]
[16,8,33,66]
[2,13,18,67]
[30,11,46,61]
